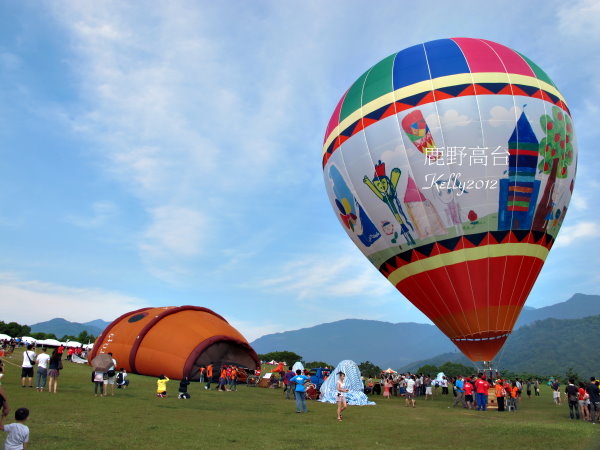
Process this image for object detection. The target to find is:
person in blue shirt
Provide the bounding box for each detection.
[452,376,466,408]
[291,369,310,413]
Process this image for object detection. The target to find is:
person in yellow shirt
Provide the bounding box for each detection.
[156,374,170,398]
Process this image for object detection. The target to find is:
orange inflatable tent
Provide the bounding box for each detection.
[88,306,259,380]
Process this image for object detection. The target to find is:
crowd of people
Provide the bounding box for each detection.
[364,371,600,422]
[551,377,600,422]
[0,342,599,448]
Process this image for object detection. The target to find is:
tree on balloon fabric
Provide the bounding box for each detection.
[532,107,575,230]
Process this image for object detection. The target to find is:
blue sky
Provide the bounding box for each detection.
[1,0,598,340]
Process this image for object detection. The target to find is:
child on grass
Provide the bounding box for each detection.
[178,377,191,399]
[156,374,170,398]
[1,407,29,449]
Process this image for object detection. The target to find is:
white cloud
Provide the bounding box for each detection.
[66,201,117,228]
[49,2,332,282]
[570,192,588,212]
[227,317,284,343]
[256,249,394,300]
[0,52,21,70]
[0,273,146,325]
[138,205,208,283]
[558,0,600,39]
[426,109,471,130]
[554,221,599,248]
[488,105,522,127]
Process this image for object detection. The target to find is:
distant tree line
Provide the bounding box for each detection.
[0,320,96,344]
[0,321,31,338]
[358,361,382,377]
[304,361,331,368]
[415,361,584,384]
[258,351,302,363]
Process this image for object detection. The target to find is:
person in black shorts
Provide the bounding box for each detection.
[21,345,36,388]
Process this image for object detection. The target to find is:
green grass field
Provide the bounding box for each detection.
[1,350,598,449]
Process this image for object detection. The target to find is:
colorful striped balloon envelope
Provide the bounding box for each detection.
[322,38,577,362]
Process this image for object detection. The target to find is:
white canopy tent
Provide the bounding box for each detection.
[65,341,82,347]
[36,339,61,347]
[0,333,12,341]
[20,336,37,344]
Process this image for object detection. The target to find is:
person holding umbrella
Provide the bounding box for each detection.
[104,353,117,397]
[90,353,114,397]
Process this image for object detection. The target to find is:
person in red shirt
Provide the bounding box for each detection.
[475,374,490,411]
[578,382,590,421]
[463,378,474,409]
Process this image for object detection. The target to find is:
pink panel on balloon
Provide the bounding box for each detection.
[479,39,535,77]
[451,37,506,73]
[324,91,347,144]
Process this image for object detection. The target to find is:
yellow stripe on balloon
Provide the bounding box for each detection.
[322,73,567,155]
[386,243,549,286]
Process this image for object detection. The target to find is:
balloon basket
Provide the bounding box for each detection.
[478,362,500,409]
[478,361,500,381]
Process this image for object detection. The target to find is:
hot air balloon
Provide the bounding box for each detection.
[322,38,577,362]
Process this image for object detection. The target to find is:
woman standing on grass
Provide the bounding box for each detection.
[578,382,590,421]
[383,377,392,399]
[425,375,433,400]
[336,372,348,421]
[47,349,61,393]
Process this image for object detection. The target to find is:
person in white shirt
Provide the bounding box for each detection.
[441,376,449,395]
[405,375,417,408]
[21,345,36,388]
[103,353,118,396]
[336,372,349,422]
[35,348,51,392]
[1,407,29,450]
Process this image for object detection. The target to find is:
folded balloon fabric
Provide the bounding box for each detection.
[318,359,375,406]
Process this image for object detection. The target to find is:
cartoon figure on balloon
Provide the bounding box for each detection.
[363,160,416,246]
[381,220,399,245]
[329,164,381,248]
[434,177,468,226]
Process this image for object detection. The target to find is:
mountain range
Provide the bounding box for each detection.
[399,315,600,376]
[251,293,600,373]
[30,318,111,338]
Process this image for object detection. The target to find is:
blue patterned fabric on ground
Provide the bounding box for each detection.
[318,360,376,405]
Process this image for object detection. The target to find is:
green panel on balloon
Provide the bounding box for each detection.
[362,53,396,106]
[516,52,557,88]
[339,70,369,123]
